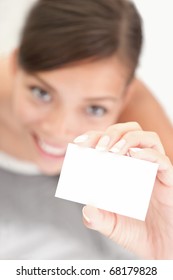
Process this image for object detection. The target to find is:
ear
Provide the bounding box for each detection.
[9,48,20,75]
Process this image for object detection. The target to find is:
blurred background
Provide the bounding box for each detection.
[0,0,172,121]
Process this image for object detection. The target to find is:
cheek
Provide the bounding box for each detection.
[12,93,43,125]
[17,104,39,124]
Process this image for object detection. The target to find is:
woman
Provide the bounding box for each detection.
[0,0,172,259]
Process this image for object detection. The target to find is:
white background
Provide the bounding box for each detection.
[0,0,173,121]
[133,0,173,122]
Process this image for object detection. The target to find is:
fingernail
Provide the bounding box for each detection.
[110,139,126,153]
[96,135,110,151]
[82,206,101,228]
[128,147,142,156]
[73,134,89,143]
[129,148,142,153]
[82,207,91,223]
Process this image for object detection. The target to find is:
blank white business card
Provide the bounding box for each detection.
[55,143,159,221]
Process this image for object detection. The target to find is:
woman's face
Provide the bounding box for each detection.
[11,55,129,174]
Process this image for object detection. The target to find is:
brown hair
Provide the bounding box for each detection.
[18,0,142,77]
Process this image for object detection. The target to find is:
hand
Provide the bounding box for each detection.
[73,122,173,259]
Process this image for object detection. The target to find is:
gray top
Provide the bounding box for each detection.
[0,154,137,260]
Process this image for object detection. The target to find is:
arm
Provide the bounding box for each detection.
[118,78,173,162]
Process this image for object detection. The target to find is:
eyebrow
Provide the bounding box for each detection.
[84,96,120,102]
[31,74,122,102]
[31,74,57,93]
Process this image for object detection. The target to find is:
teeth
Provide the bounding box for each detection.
[38,140,65,156]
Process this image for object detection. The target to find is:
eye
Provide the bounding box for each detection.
[29,86,52,102]
[86,105,108,117]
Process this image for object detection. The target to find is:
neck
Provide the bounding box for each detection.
[0,55,13,93]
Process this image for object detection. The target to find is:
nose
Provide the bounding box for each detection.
[41,108,77,139]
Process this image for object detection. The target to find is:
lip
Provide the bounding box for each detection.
[33,134,67,161]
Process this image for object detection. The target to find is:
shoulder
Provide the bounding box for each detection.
[125,78,150,102]
[118,77,159,122]
[119,77,173,162]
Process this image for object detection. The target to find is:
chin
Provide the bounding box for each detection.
[37,162,62,176]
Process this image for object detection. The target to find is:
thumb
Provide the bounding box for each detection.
[82,205,147,258]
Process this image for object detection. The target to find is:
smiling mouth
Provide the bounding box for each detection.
[34,136,67,158]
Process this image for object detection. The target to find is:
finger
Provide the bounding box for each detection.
[129,148,173,187]
[73,130,103,148]
[73,122,142,150]
[82,205,148,258]
[110,131,165,155]
[82,206,116,237]
[95,122,142,151]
